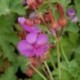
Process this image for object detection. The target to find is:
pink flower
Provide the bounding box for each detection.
[67,8,78,23]
[17,32,48,57]
[71,16,78,23]
[18,17,41,33]
[67,8,76,18]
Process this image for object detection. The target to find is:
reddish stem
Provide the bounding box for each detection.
[47,0,55,23]
[54,2,64,18]
[48,9,55,23]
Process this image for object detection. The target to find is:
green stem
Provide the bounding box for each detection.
[44,61,54,80]
[42,67,50,79]
[30,65,47,80]
[49,53,56,69]
[59,41,77,79]
[59,42,69,65]
[56,38,61,80]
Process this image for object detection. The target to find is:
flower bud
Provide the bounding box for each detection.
[58,17,67,27]
[25,19,34,26]
[36,0,43,5]
[26,67,34,77]
[51,21,58,30]
[43,12,51,23]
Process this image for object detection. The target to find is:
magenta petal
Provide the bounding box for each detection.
[17,40,34,57]
[18,17,29,30]
[18,17,41,33]
[31,26,41,33]
[37,34,48,45]
[34,45,48,57]
[17,40,32,51]
[20,49,34,57]
[25,25,41,33]
[26,32,38,44]
[18,17,26,26]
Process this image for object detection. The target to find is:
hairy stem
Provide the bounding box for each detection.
[56,38,61,80]
[30,65,47,80]
[59,42,69,65]
[49,53,56,69]
[43,61,54,80]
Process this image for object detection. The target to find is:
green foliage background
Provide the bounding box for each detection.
[0,0,80,80]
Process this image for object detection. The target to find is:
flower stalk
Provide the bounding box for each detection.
[59,42,69,65]
[43,61,54,80]
[30,64,47,80]
[56,37,61,80]
[49,53,56,69]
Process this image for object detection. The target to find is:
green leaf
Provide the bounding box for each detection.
[0,39,17,62]
[0,14,19,62]
[64,22,79,33]
[18,56,28,73]
[33,74,43,80]
[0,0,25,15]
[60,36,73,59]
[9,0,25,15]
[0,0,10,15]
[75,46,80,53]
[61,69,71,80]
[60,60,79,80]
[0,15,16,33]
[69,32,79,46]
[0,66,17,80]
[74,0,80,17]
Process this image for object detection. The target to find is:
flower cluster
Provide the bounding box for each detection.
[17,17,49,58]
[23,0,43,10]
[17,2,68,58]
[16,0,80,79]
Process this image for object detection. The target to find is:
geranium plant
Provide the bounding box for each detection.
[0,0,80,80]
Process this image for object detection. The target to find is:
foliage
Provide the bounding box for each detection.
[0,0,80,80]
